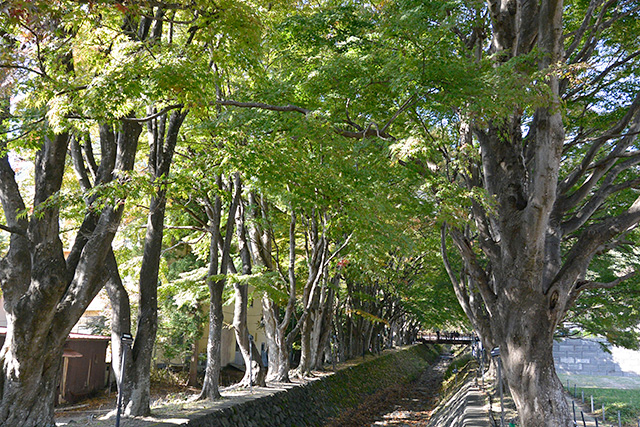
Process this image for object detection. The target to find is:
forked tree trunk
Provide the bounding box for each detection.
[246,193,291,383]
[261,211,299,382]
[310,280,335,370]
[0,117,140,426]
[233,175,266,387]
[199,175,240,400]
[262,296,291,382]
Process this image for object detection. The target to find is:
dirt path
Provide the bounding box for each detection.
[324,356,451,427]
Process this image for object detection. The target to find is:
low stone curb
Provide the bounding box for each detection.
[428,377,491,426]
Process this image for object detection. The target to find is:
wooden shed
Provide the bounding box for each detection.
[0,328,110,404]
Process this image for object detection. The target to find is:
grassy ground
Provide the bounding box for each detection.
[559,374,640,426]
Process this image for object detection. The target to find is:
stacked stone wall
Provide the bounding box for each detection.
[553,338,638,377]
[186,344,440,427]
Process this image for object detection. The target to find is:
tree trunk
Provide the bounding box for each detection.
[104,249,132,397]
[188,340,199,387]
[262,210,299,382]
[245,193,290,383]
[232,179,267,387]
[0,341,63,427]
[310,280,335,370]
[199,175,240,400]
[297,313,314,375]
[0,114,140,425]
[200,276,225,400]
[125,109,186,416]
[262,296,290,382]
[498,301,569,425]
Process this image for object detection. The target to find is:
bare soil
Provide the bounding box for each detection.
[324,356,450,427]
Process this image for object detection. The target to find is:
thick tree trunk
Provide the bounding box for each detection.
[297,314,314,375]
[498,308,569,426]
[262,211,299,382]
[0,100,141,425]
[0,341,63,427]
[309,279,335,370]
[262,296,290,382]
[246,193,289,383]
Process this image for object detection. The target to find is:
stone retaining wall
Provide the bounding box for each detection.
[553,338,639,377]
[185,344,440,427]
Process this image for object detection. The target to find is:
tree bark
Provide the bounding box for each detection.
[0,115,140,425]
[261,296,291,382]
[125,109,186,416]
[199,175,240,400]
[233,175,266,387]
[262,210,299,382]
[104,249,132,395]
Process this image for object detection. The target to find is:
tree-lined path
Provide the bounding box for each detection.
[1,0,640,426]
[325,356,451,427]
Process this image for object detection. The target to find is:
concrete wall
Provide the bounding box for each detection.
[553,338,640,377]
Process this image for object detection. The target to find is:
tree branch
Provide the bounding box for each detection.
[0,223,26,236]
[576,269,638,293]
[558,91,640,197]
[446,224,497,310]
[217,100,310,114]
[122,104,184,122]
[566,50,640,100]
[565,0,603,59]
[381,95,415,134]
[551,196,640,295]
[562,160,640,235]
[0,64,47,78]
[216,99,395,140]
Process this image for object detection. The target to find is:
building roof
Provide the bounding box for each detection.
[0,327,110,341]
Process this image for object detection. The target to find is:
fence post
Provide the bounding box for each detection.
[491,347,504,427]
[618,411,621,427]
[582,390,584,404]
[581,411,586,427]
[115,333,134,427]
[591,395,594,413]
[248,334,254,394]
[574,384,577,398]
[573,401,577,425]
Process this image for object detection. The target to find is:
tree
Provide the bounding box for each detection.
[400,0,640,425]
[260,0,640,423]
[0,3,145,424]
